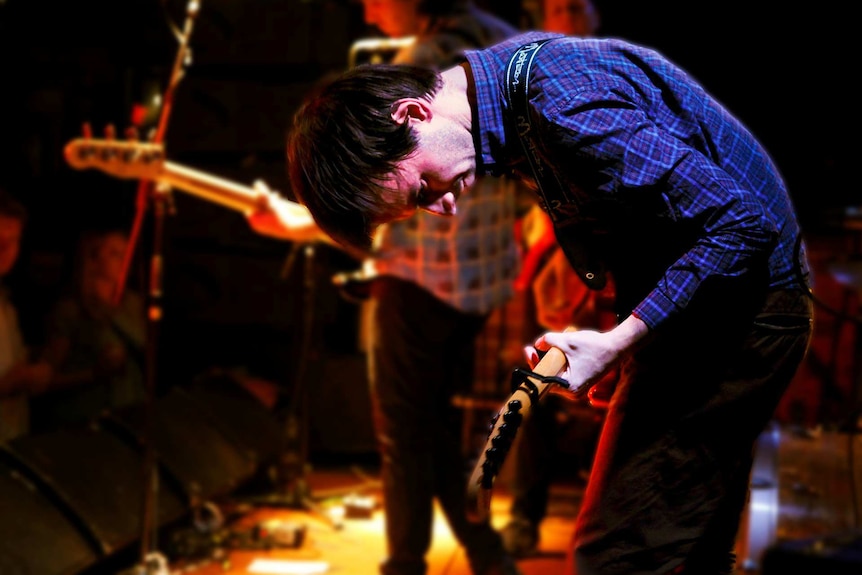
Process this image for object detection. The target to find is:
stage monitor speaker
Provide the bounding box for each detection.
[185,371,283,468]
[0,451,99,575]
[4,422,187,558]
[762,530,862,574]
[104,386,257,501]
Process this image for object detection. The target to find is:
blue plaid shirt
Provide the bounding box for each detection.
[463,31,808,329]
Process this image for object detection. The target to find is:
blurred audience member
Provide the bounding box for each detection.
[0,187,53,441]
[37,228,146,429]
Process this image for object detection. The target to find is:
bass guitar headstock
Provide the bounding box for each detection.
[64,135,166,182]
[465,337,571,523]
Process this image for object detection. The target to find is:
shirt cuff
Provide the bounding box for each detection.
[632,289,678,331]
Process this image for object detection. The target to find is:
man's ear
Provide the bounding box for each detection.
[390,98,431,125]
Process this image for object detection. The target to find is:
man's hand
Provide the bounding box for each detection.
[524,314,648,396]
[245,180,331,244]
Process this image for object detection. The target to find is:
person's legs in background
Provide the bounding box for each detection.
[369,277,519,575]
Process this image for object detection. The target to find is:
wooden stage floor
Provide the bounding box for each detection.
[161,424,861,575]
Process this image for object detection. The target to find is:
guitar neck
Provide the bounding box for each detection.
[63,136,333,249]
[159,160,314,224]
[160,161,260,213]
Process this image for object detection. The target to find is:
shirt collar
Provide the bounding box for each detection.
[461,50,509,177]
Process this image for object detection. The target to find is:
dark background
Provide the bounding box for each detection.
[0,0,852,404]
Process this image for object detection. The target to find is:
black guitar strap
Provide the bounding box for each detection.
[504,39,607,290]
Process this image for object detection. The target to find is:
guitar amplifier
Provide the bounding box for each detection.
[761,531,862,574]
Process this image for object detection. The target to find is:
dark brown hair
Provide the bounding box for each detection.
[287,63,441,252]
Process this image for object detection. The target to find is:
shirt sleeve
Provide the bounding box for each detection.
[538,83,779,330]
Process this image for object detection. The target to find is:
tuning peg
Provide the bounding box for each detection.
[121,128,141,164]
[104,124,116,140]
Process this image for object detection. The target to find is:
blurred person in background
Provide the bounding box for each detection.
[249,2,527,573]
[36,228,146,429]
[0,187,53,442]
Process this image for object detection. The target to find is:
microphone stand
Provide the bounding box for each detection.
[247,241,350,530]
[112,2,200,573]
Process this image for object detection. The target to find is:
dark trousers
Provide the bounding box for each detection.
[507,393,603,524]
[573,288,814,575]
[368,277,507,575]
